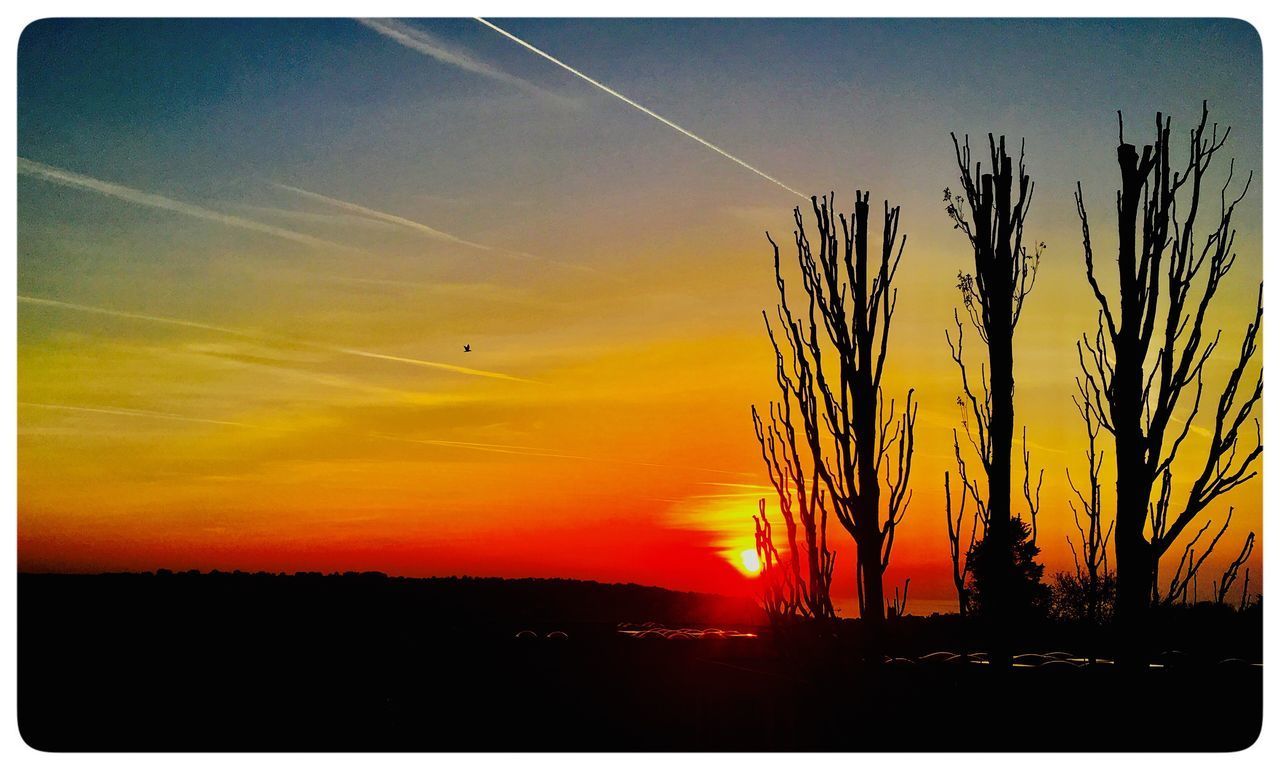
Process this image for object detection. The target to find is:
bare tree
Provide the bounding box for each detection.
[1066,381,1115,624]
[1074,102,1262,636]
[944,432,986,616]
[757,192,917,630]
[1238,568,1254,612]
[1021,428,1043,548]
[944,134,1043,653]
[752,400,836,619]
[1215,530,1255,606]
[1159,508,1233,606]
[753,498,802,621]
[888,578,911,620]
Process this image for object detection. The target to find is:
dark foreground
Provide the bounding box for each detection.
[19,572,1261,751]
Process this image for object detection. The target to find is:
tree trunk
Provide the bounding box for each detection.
[852,194,886,627]
[1114,419,1155,662]
[857,531,886,627]
[985,319,1014,663]
[1110,140,1157,663]
[985,159,1017,664]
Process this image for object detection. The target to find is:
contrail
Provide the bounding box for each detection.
[329,347,534,383]
[19,401,253,429]
[19,398,747,477]
[18,296,253,338]
[474,18,807,200]
[376,434,751,477]
[356,18,570,104]
[17,158,354,253]
[272,183,596,275]
[273,183,497,252]
[376,433,605,462]
[18,295,534,384]
[229,202,403,231]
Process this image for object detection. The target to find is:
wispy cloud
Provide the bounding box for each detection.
[20,295,256,339]
[17,157,355,253]
[273,183,497,252]
[474,18,807,200]
[227,203,404,231]
[19,401,253,429]
[377,434,751,477]
[272,182,596,275]
[19,400,748,494]
[331,347,534,383]
[357,18,570,105]
[20,399,745,476]
[18,295,535,384]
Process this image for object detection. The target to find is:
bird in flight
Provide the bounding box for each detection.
[463,344,472,353]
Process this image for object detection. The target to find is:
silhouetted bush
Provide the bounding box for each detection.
[965,517,1048,620]
[1049,570,1116,623]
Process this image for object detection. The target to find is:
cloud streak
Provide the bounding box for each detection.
[272,182,596,275]
[18,295,535,384]
[377,434,751,477]
[273,183,497,252]
[19,401,254,429]
[228,203,404,231]
[474,18,807,200]
[18,157,354,253]
[357,18,569,104]
[20,400,743,477]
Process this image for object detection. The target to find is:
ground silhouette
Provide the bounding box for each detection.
[18,571,1260,751]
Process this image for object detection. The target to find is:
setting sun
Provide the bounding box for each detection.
[739,549,761,576]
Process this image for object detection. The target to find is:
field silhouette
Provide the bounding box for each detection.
[19,571,1260,751]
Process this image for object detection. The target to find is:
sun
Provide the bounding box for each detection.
[739,548,761,576]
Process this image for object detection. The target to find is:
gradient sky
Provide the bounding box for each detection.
[17,18,1262,613]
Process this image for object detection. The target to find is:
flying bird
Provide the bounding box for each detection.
[464,344,472,352]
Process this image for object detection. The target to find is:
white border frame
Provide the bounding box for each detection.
[2,3,1273,767]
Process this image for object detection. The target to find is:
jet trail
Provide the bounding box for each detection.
[331,347,535,383]
[356,18,570,104]
[20,399,747,477]
[18,296,254,338]
[474,18,807,201]
[18,158,354,253]
[18,295,534,384]
[273,183,498,252]
[273,183,596,275]
[376,434,751,477]
[19,401,253,429]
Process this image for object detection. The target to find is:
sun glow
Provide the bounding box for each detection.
[739,548,761,576]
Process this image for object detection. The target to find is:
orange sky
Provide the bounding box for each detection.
[16,19,1262,614]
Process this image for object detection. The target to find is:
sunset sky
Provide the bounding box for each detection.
[17,18,1262,614]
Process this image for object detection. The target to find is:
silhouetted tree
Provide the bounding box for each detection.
[943,438,985,617]
[965,517,1048,621]
[1074,103,1262,643]
[944,134,1044,656]
[758,192,917,631]
[1065,380,1115,624]
[1214,530,1255,606]
[1049,570,1117,624]
[1159,507,1236,607]
[752,498,803,621]
[887,578,910,620]
[752,396,836,619]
